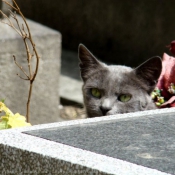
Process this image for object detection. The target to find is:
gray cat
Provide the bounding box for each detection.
[78,44,162,118]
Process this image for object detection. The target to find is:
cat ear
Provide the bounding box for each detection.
[135,56,162,93]
[78,44,103,81]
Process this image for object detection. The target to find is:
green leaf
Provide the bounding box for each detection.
[0,120,8,130]
[0,99,5,103]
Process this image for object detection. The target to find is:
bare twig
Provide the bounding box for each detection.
[13,55,30,79]
[0,10,22,36]
[0,0,40,122]
[2,0,18,11]
[16,74,29,80]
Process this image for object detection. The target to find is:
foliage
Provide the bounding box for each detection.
[152,41,175,108]
[0,102,31,130]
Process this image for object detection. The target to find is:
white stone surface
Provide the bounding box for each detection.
[60,49,83,104]
[60,75,83,104]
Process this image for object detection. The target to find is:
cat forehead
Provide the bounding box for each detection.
[101,65,133,81]
[107,65,133,74]
[85,65,134,86]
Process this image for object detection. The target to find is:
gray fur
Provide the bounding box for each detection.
[78,44,162,118]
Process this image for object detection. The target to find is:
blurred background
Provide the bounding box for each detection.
[15,0,175,65]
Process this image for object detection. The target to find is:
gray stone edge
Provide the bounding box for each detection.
[1,108,174,175]
[16,107,175,132]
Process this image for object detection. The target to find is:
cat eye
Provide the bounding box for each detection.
[118,94,131,102]
[90,88,101,98]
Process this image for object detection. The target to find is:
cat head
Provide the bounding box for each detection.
[78,44,162,117]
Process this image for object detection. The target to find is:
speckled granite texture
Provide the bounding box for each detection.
[0,108,174,175]
[25,113,175,174]
[0,146,107,175]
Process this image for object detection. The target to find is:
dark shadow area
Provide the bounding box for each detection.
[15,0,175,66]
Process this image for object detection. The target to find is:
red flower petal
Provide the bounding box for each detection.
[170,40,175,55]
[161,96,175,108]
[156,53,175,99]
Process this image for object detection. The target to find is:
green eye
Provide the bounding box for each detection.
[91,88,101,98]
[118,94,131,102]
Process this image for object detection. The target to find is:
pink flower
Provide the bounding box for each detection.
[156,53,175,107]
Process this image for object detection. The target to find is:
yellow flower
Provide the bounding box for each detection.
[0,102,31,129]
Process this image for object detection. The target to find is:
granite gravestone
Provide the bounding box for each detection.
[25,112,175,175]
[0,14,61,124]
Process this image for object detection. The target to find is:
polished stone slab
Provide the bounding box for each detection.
[25,111,175,175]
[1,108,175,174]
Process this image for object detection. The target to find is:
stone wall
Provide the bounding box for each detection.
[15,0,175,66]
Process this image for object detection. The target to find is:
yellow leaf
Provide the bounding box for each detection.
[0,102,31,129]
[0,119,8,129]
[0,102,14,116]
[8,113,31,128]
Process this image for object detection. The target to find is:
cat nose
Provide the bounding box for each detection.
[100,106,111,116]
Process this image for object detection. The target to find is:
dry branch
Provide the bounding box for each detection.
[0,0,40,122]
